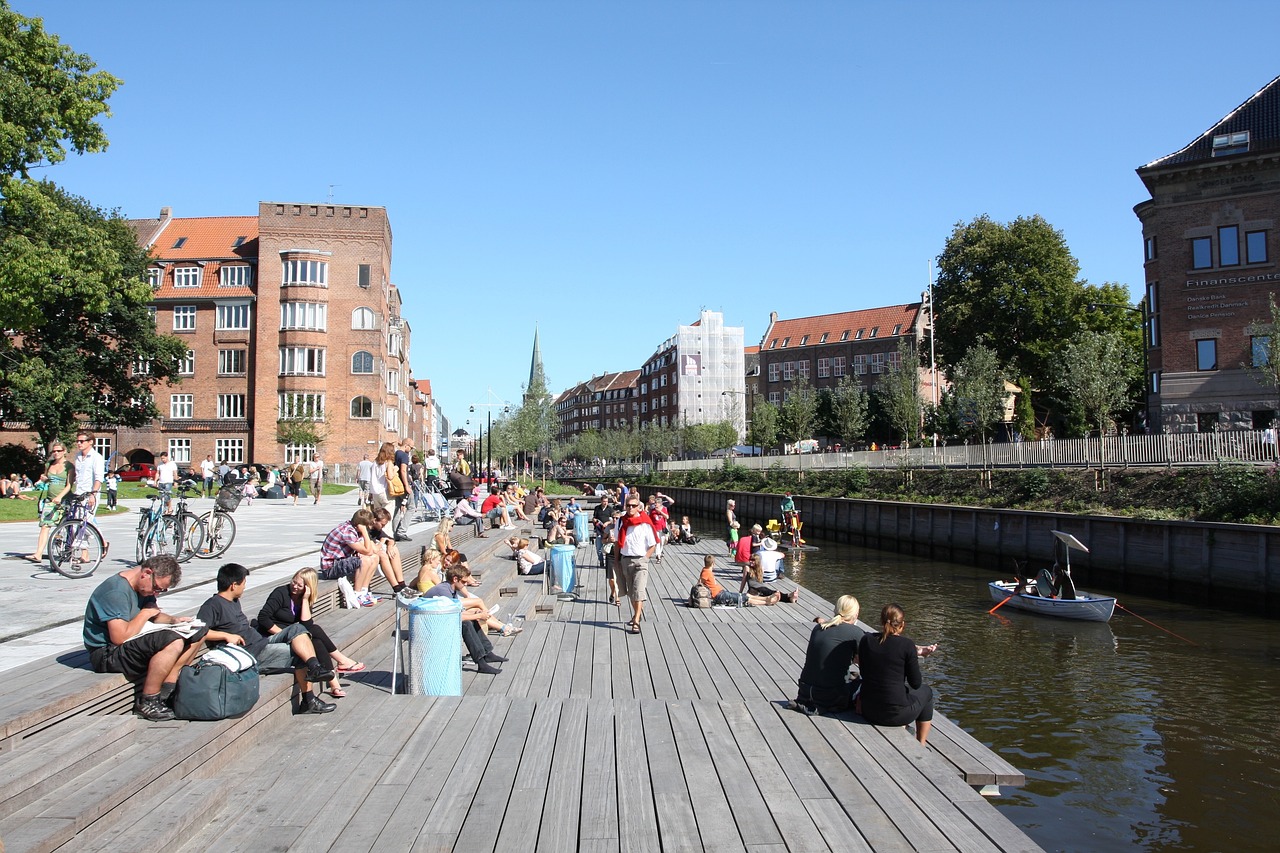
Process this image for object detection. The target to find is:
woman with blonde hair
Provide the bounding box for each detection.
[415,547,443,592]
[789,595,865,714]
[369,441,396,511]
[740,554,799,604]
[25,441,73,561]
[258,568,364,698]
[856,603,935,745]
[514,537,545,575]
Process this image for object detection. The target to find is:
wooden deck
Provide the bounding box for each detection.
[0,529,1040,853]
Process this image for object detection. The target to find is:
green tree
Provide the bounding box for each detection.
[0,2,120,178]
[0,178,187,446]
[829,374,870,446]
[747,400,779,450]
[778,376,819,449]
[1244,291,1280,397]
[509,372,556,462]
[951,345,1008,444]
[1058,330,1134,437]
[875,340,922,444]
[933,214,1081,396]
[1013,376,1037,440]
[640,422,679,460]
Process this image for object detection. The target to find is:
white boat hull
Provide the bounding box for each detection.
[988,581,1116,622]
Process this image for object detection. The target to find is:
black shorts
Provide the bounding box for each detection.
[287,481,301,496]
[89,626,207,682]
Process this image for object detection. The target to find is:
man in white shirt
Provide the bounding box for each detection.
[355,453,375,506]
[199,454,216,498]
[155,451,179,512]
[757,537,785,582]
[613,497,657,635]
[72,430,106,524]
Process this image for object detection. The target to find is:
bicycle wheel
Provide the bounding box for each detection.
[197,511,236,559]
[143,515,181,560]
[48,519,106,579]
[177,512,204,563]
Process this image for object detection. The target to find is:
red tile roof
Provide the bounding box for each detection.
[142,216,260,300]
[744,345,759,355]
[761,303,920,350]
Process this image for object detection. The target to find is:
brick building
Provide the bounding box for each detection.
[637,310,746,436]
[107,201,418,470]
[553,369,641,440]
[1136,76,1280,432]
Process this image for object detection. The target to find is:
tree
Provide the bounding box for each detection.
[747,400,779,450]
[0,2,120,178]
[640,422,679,460]
[1013,376,1036,440]
[1058,330,1134,437]
[0,178,187,446]
[933,214,1082,397]
[1244,292,1280,397]
[828,375,870,446]
[508,372,556,463]
[778,376,819,449]
[950,345,1008,445]
[876,340,922,445]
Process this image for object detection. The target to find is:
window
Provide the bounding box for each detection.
[279,393,325,420]
[1197,412,1220,433]
[768,339,777,349]
[93,437,112,459]
[1192,237,1213,269]
[1145,236,1158,262]
[173,266,201,288]
[869,327,879,338]
[817,358,831,378]
[147,305,157,327]
[352,307,376,329]
[219,265,252,287]
[216,302,251,330]
[1219,226,1239,266]
[232,236,246,248]
[215,439,245,463]
[178,349,195,375]
[387,369,399,393]
[797,360,810,380]
[1252,335,1271,367]
[870,352,885,373]
[1252,410,1275,430]
[147,268,162,289]
[218,349,246,375]
[1212,130,1249,156]
[170,394,193,418]
[282,259,328,286]
[768,392,781,405]
[1150,371,1160,395]
[781,337,790,348]
[833,356,846,377]
[819,333,828,343]
[1247,230,1268,264]
[386,407,400,431]
[799,335,809,346]
[1148,314,1160,348]
[172,237,187,249]
[279,346,326,376]
[350,396,373,419]
[168,439,191,463]
[855,329,864,340]
[280,302,327,330]
[782,362,795,381]
[283,444,316,463]
[853,354,867,375]
[133,356,151,376]
[173,305,196,331]
[891,324,902,336]
[840,330,850,341]
[887,350,902,370]
[217,394,245,419]
[352,350,374,374]
[358,264,371,288]
[1196,338,1218,371]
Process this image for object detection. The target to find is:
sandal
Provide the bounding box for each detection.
[336,662,365,673]
[627,622,641,635]
[329,686,347,698]
[500,623,523,637]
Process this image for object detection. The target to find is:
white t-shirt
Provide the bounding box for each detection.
[200,458,215,479]
[616,519,657,557]
[357,458,376,484]
[758,550,784,583]
[157,460,179,486]
[73,450,105,494]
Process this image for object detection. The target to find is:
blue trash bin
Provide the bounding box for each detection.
[407,596,462,696]
[550,543,576,594]
[573,511,591,543]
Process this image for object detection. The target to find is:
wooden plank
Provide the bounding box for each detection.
[610,618,634,700]
[577,700,620,844]
[639,615,678,701]
[530,697,588,853]
[60,778,228,853]
[453,698,539,851]
[549,619,582,698]
[666,701,748,852]
[638,698,703,853]
[0,717,136,820]
[614,700,661,853]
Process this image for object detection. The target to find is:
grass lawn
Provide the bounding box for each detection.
[0,482,354,524]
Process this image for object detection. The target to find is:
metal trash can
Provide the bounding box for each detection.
[550,543,577,595]
[573,511,591,543]
[407,596,462,696]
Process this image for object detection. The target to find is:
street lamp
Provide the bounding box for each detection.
[471,391,512,484]
[721,389,754,446]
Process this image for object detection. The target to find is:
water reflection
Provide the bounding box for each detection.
[734,526,1280,853]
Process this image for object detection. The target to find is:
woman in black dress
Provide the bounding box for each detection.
[789,595,865,713]
[258,568,364,698]
[856,603,934,745]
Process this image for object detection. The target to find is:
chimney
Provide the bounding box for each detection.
[159,206,172,220]
[769,311,778,324]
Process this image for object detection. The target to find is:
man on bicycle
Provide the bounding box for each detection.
[83,555,208,722]
[72,431,105,522]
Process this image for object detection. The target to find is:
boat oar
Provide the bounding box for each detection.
[1114,602,1198,646]
[988,594,1015,614]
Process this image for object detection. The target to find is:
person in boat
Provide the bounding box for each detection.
[856,603,934,746]
[788,595,866,714]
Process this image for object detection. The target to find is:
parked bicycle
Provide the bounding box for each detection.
[134,491,167,563]
[194,483,242,559]
[170,481,205,563]
[48,492,106,579]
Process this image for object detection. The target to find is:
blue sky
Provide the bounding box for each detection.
[19,0,1280,425]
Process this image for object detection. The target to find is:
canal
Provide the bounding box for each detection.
[700,524,1280,853]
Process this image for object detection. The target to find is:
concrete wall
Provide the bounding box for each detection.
[647,485,1280,614]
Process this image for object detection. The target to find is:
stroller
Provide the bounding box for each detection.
[414,477,450,522]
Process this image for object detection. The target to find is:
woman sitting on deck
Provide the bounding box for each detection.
[257,568,365,699]
[856,603,935,745]
[700,555,780,608]
[741,554,799,603]
[432,518,479,585]
[513,537,545,575]
[789,595,866,715]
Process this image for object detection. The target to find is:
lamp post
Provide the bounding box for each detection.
[471,392,512,485]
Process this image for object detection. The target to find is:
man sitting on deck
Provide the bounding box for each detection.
[320,508,400,608]
[198,563,336,715]
[83,555,209,722]
[480,485,516,530]
[368,507,413,594]
[423,564,505,675]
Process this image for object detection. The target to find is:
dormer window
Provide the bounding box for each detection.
[840,330,850,341]
[233,236,246,248]
[799,335,808,346]
[819,333,828,343]
[781,337,790,347]
[854,329,864,340]
[869,327,879,338]
[1212,131,1250,156]
[892,324,902,335]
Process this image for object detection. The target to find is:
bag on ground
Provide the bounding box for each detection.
[688,583,712,609]
[173,645,260,721]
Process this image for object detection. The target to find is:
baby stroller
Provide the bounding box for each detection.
[415,477,450,522]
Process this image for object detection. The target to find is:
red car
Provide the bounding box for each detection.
[113,462,157,482]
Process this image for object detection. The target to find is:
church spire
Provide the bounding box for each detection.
[528,324,546,394]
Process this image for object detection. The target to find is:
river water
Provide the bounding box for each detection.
[721,528,1280,853]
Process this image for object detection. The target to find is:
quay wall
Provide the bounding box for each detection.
[598,484,1280,615]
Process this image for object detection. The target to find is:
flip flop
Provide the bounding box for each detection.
[329,686,347,698]
[627,622,641,635]
[336,662,365,673]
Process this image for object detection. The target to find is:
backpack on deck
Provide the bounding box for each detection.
[688,583,712,609]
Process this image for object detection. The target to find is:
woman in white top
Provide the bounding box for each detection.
[370,441,393,511]
[513,537,545,575]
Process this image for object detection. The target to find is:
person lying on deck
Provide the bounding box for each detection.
[700,555,780,608]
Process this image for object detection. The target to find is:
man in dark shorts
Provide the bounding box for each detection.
[82,555,208,721]
[198,563,335,715]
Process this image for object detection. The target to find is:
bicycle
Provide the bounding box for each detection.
[169,481,205,563]
[48,493,107,579]
[135,491,167,563]
[194,483,242,559]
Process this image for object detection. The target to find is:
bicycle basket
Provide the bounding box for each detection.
[215,486,244,513]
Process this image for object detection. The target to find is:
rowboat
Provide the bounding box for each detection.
[988,531,1116,622]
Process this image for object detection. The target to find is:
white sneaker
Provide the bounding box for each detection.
[337,577,360,609]
[357,592,378,607]
[501,524,517,530]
